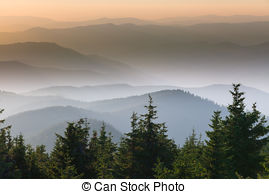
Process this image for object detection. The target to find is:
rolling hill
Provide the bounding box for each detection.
[0,89,89,117]
[0,42,149,92]
[0,42,133,73]
[0,60,106,92]
[1,84,179,116]
[25,84,179,102]
[5,106,122,152]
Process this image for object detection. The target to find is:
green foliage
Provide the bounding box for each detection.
[223,84,269,178]
[204,111,230,178]
[204,84,269,178]
[258,156,269,178]
[25,145,50,178]
[95,123,117,178]
[0,109,15,178]
[115,95,177,178]
[172,130,206,179]
[153,158,173,179]
[50,119,117,179]
[113,113,137,178]
[50,119,90,178]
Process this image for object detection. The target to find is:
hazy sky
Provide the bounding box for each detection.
[1,0,269,20]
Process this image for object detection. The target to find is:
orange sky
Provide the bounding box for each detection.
[0,0,269,20]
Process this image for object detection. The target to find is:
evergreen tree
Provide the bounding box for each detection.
[258,156,269,178]
[259,143,269,178]
[88,130,99,178]
[153,158,173,179]
[25,145,41,178]
[204,111,229,178]
[95,123,117,178]
[50,119,91,178]
[114,112,141,178]
[59,158,83,179]
[10,134,28,178]
[0,109,15,178]
[172,130,206,178]
[25,145,50,178]
[222,84,269,178]
[115,95,177,178]
[50,135,66,178]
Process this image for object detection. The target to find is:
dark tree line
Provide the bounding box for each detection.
[0,84,269,179]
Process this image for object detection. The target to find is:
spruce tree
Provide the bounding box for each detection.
[140,95,177,178]
[223,84,269,178]
[0,109,15,178]
[95,123,117,178]
[88,130,99,178]
[50,119,91,178]
[115,95,177,178]
[25,145,50,178]
[153,158,173,179]
[204,111,229,178]
[10,134,28,178]
[114,113,139,178]
[172,130,206,178]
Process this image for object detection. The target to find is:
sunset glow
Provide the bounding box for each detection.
[0,0,268,20]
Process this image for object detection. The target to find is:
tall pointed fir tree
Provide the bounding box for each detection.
[172,130,206,178]
[204,111,230,178]
[88,130,99,178]
[10,134,28,178]
[0,109,15,178]
[140,95,177,178]
[114,112,140,178]
[25,145,50,178]
[115,95,177,178]
[50,119,91,178]
[223,84,269,178]
[95,123,117,178]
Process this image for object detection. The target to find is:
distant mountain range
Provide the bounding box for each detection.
[25,84,179,102]
[1,20,269,49]
[156,15,269,26]
[23,83,269,116]
[182,84,269,116]
[2,15,269,32]
[0,60,105,91]
[1,84,178,116]
[0,42,150,91]
[0,89,88,117]
[0,42,133,72]
[1,23,268,67]
[0,16,154,32]
[3,83,268,117]
[0,60,121,92]
[3,83,269,115]
[2,24,269,90]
